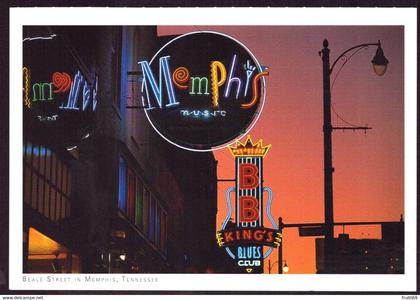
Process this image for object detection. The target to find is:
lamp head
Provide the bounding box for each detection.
[283,262,289,273]
[371,42,389,76]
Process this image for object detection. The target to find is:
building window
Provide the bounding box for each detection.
[116,158,167,252]
[156,205,161,247]
[127,168,136,222]
[160,211,167,253]
[142,188,150,236]
[118,157,127,212]
[135,178,143,228]
[23,142,71,222]
[148,196,156,242]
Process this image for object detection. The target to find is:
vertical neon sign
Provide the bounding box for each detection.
[217,136,281,273]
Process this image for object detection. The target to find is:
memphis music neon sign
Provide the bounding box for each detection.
[138,54,268,111]
[216,136,281,273]
[137,31,268,152]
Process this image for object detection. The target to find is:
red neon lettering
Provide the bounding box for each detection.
[253,230,265,241]
[172,67,190,90]
[239,196,259,222]
[265,231,274,243]
[52,72,72,93]
[242,229,252,240]
[241,70,269,109]
[239,164,259,189]
[224,231,234,242]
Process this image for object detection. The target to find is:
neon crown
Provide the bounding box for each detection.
[228,135,271,157]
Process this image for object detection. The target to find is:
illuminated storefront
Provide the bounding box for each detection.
[27,228,80,273]
[22,140,80,273]
[113,155,169,272]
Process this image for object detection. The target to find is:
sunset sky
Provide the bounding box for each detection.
[158,26,404,274]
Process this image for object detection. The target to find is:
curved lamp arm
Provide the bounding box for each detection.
[329,41,381,75]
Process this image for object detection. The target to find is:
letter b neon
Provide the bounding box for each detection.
[239,163,259,189]
[239,196,259,222]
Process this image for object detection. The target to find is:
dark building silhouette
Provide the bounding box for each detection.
[316,222,404,274]
[162,147,219,272]
[22,26,219,274]
[381,222,404,273]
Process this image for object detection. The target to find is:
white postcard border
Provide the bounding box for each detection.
[9,7,417,291]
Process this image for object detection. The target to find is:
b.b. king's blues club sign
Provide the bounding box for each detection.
[216,136,281,273]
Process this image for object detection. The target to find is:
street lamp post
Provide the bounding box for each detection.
[321,39,335,273]
[320,39,388,273]
[278,217,284,273]
[268,259,289,274]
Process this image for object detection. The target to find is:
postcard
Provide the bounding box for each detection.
[2,6,417,296]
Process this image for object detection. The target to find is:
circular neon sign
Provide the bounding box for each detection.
[140,31,268,152]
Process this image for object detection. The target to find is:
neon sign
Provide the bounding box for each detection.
[22,67,31,108]
[180,109,227,119]
[139,31,268,151]
[217,136,280,273]
[23,33,57,43]
[141,54,266,110]
[52,72,72,93]
[23,68,98,112]
[23,33,98,147]
[37,115,58,122]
